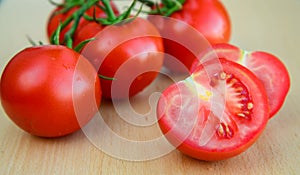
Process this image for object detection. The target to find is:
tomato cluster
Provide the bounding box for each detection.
[0,0,290,161]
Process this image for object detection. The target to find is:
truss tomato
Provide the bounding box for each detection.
[148,0,231,73]
[47,1,118,45]
[80,17,164,99]
[191,43,290,117]
[0,45,101,137]
[157,58,269,161]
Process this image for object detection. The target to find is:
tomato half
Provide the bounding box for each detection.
[0,45,101,137]
[191,43,290,117]
[157,58,269,161]
[148,0,231,73]
[81,17,164,99]
[46,1,118,45]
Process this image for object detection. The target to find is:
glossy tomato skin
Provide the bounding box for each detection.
[0,45,101,137]
[81,17,164,99]
[148,0,231,73]
[191,43,290,118]
[47,1,118,45]
[73,21,105,47]
[171,0,231,44]
[157,59,269,161]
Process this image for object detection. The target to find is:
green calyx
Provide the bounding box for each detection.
[87,0,140,25]
[138,0,186,17]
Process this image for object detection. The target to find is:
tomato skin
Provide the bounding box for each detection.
[171,0,231,44]
[81,17,164,99]
[148,0,231,73]
[46,2,118,45]
[0,45,101,137]
[157,59,269,161]
[191,43,290,118]
[73,21,105,47]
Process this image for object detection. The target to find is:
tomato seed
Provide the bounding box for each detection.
[247,102,254,110]
[237,113,246,118]
[217,123,234,139]
[219,72,227,80]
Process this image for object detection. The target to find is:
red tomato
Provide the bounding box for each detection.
[73,21,105,47]
[157,58,269,161]
[80,17,164,99]
[148,0,231,73]
[191,43,290,117]
[47,1,119,45]
[0,45,101,137]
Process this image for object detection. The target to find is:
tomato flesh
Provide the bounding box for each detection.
[191,43,290,117]
[157,59,269,161]
[0,45,101,137]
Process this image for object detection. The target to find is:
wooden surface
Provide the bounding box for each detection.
[1,0,300,174]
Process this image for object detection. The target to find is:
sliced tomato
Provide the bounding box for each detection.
[157,58,269,161]
[191,43,290,117]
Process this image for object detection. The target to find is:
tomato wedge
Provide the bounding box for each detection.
[157,58,269,161]
[191,43,290,117]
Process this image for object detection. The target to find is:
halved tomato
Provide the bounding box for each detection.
[157,58,269,161]
[191,43,290,117]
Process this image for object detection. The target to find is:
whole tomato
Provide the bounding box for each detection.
[148,0,231,73]
[0,45,101,137]
[47,1,119,45]
[80,17,164,99]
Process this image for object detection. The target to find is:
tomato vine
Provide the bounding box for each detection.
[138,0,186,16]
[49,0,139,51]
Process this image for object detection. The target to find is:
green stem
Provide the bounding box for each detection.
[101,0,116,21]
[99,74,116,81]
[50,0,99,47]
[138,0,186,16]
[137,0,155,7]
[48,0,64,7]
[74,38,95,52]
[164,0,184,16]
[115,0,137,23]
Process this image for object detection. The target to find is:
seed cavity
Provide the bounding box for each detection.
[211,71,254,121]
[217,123,234,139]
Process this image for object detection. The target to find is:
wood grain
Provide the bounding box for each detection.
[1,0,299,174]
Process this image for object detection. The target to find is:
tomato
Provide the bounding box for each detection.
[80,17,164,99]
[191,43,290,117]
[148,0,231,73]
[73,21,105,47]
[47,1,118,45]
[157,58,269,161]
[0,45,101,137]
